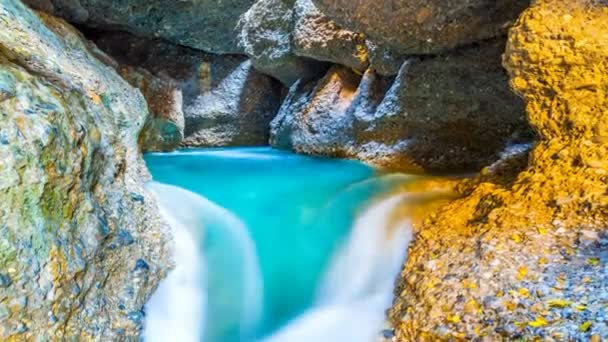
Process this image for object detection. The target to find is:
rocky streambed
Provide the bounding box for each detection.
[1,0,608,340]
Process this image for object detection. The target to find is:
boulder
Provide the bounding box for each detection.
[238,0,328,85]
[390,1,608,339]
[272,39,529,172]
[360,38,528,171]
[0,1,170,339]
[310,0,530,54]
[23,0,254,53]
[292,0,368,72]
[92,31,282,147]
[271,65,361,155]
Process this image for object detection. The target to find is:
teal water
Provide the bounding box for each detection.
[144,147,412,341]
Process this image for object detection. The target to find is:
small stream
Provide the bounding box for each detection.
[142,147,421,342]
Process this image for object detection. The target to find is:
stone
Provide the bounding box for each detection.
[238,0,328,85]
[366,40,407,77]
[310,0,530,54]
[0,1,170,339]
[119,67,184,152]
[390,0,608,339]
[23,0,255,53]
[292,0,368,72]
[360,38,528,171]
[92,31,282,147]
[272,39,529,172]
[271,65,361,155]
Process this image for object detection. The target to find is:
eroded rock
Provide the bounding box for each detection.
[92,32,282,147]
[311,0,529,54]
[390,1,608,339]
[0,1,170,339]
[271,39,528,172]
[292,0,368,72]
[238,0,327,85]
[23,0,255,53]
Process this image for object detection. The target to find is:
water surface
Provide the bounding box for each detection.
[144,147,414,341]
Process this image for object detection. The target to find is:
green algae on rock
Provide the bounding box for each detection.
[0,1,170,339]
[390,0,608,340]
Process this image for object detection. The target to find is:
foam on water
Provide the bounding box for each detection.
[262,195,412,342]
[143,148,417,342]
[145,182,263,342]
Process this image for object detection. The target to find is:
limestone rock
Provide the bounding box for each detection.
[272,39,528,172]
[310,0,530,54]
[391,1,608,339]
[23,0,254,53]
[0,1,170,339]
[363,38,528,171]
[271,65,361,155]
[120,67,184,152]
[238,0,328,85]
[292,0,368,72]
[93,32,282,147]
[366,40,407,77]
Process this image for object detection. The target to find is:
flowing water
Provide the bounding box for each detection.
[143,147,418,342]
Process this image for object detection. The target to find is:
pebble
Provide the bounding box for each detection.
[0,274,11,288]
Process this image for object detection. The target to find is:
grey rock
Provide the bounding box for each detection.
[0,2,170,339]
[238,0,328,85]
[310,0,529,54]
[92,32,282,147]
[366,40,408,77]
[292,0,368,72]
[362,39,528,171]
[271,39,529,172]
[271,65,361,155]
[182,58,282,147]
[23,0,255,53]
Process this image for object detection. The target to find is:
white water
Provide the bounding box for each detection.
[144,182,263,342]
[262,195,412,342]
[145,181,412,342]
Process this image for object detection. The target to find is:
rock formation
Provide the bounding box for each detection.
[272,40,529,172]
[310,0,530,54]
[0,1,170,339]
[23,0,255,53]
[91,31,282,147]
[292,0,369,73]
[390,0,608,339]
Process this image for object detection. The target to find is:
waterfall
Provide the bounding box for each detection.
[144,182,264,342]
[261,194,412,342]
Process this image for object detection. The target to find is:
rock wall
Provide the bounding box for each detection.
[0,1,170,339]
[390,0,608,339]
[20,0,531,172]
[272,40,529,172]
[90,31,283,147]
[23,0,255,54]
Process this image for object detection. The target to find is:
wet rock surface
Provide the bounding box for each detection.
[0,1,170,339]
[390,0,608,339]
[310,0,530,54]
